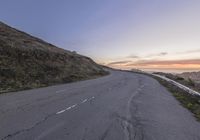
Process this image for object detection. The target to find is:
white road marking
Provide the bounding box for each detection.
[56,89,66,93]
[66,106,72,110]
[88,96,95,101]
[56,110,65,114]
[71,104,77,108]
[81,99,88,103]
[56,96,95,115]
[56,104,76,115]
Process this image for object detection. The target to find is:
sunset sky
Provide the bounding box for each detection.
[1,0,200,72]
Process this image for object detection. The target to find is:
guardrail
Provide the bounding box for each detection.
[152,74,200,96]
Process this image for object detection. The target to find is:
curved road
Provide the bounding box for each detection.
[1,70,200,140]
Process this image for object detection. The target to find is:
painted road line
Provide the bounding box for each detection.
[66,106,72,110]
[56,110,65,114]
[81,99,88,103]
[71,104,77,108]
[56,104,76,115]
[56,96,95,115]
[56,89,66,93]
[88,96,95,101]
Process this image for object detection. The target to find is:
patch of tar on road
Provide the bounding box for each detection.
[114,113,135,140]
[101,76,147,140]
[122,76,146,140]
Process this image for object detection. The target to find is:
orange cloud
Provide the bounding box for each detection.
[107,60,132,66]
[106,59,200,70]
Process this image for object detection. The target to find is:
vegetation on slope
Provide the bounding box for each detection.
[0,22,108,93]
[153,75,200,121]
[154,72,200,93]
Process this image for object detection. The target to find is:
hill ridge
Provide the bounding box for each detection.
[0,21,108,93]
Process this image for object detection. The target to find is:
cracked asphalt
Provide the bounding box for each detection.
[1,70,200,140]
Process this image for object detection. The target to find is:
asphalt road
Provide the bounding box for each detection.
[1,70,200,140]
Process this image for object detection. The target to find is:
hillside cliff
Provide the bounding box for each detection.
[0,22,108,93]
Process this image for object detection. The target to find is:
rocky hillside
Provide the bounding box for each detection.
[178,71,200,83]
[0,22,108,93]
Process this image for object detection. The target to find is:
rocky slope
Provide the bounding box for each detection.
[0,22,108,93]
[178,71,200,83]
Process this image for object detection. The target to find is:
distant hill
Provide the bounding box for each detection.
[178,71,200,83]
[0,22,108,93]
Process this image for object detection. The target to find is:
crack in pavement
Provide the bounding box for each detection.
[123,76,146,140]
[130,104,145,140]
[2,96,96,140]
[116,114,133,140]
[1,113,55,140]
[99,123,113,140]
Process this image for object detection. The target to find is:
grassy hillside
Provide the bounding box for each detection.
[0,22,108,93]
[153,72,200,93]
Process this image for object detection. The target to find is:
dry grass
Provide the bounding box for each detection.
[0,22,109,93]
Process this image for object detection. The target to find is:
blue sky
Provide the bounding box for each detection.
[1,0,200,71]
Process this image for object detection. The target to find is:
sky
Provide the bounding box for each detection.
[1,0,200,73]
